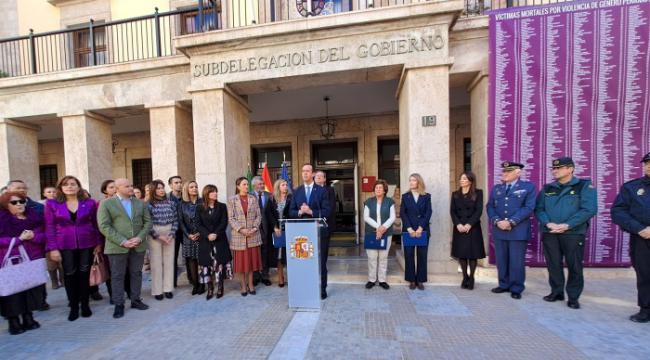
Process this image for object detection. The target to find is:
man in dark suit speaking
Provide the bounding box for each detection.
[290,163,331,299]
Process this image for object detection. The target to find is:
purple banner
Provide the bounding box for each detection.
[488,0,650,267]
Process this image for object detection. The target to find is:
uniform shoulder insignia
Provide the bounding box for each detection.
[575,179,593,191]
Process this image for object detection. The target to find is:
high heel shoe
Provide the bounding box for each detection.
[206,283,214,300]
[247,286,256,295]
[216,282,224,299]
[461,276,469,289]
[467,276,475,290]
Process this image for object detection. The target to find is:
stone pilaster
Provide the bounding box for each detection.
[60,111,113,199]
[147,102,196,184]
[0,119,41,198]
[191,87,251,201]
[398,64,455,274]
[469,72,489,262]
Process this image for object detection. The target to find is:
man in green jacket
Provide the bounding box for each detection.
[98,178,152,318]
[535,157,597,310]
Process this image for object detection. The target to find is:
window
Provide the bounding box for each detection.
[72,25,106,68]
[132,159,152,192]
[181,5,221,35]
[378,139,400,186]
[321,0,352,15]
[312,142,357,167]
[39,165,58,194]
[463,138,472,173]
[252,146,292,183]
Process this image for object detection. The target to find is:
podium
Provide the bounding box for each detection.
[283,218,326,311]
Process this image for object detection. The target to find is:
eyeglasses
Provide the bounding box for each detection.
[9,199,27,205]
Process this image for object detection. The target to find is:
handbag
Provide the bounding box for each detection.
[272,231,286,248]
[0,238,48,297]
[89,253,109,286]
[364,232,388,250]
[402,231,428,246]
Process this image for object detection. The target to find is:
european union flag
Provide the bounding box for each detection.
[281,161,293,192]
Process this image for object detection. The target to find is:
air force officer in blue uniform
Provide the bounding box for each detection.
[486,161,537,299]
[289,163,331,299]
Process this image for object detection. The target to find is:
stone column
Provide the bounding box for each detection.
[60,111,113,199]
[0,119,41,198]
[469,72,490,261]
[191,88,251,202]
[398,64,455,274]
[147,102,196,184]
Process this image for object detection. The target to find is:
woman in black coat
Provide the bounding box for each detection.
[196,185,232,300]
[178,181,202,295]
[267,180,291,287]
[450,171,486,290]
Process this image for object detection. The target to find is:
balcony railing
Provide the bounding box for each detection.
[0,6,216,78]
[0,0,573,79]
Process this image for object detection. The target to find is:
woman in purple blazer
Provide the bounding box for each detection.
[45,176,102,322]
[0,191,47,335]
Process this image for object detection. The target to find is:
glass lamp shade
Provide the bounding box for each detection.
[320,119,336,139]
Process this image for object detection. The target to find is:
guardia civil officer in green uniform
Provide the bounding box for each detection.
[535,157,597,309]
[611,152,650,323]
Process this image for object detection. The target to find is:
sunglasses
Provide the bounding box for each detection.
[9,199,27,205]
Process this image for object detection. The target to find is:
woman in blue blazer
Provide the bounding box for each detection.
[400,173,432,290]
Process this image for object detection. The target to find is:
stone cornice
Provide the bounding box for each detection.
[467,70,488,92]
[0,56,189,94]
[175,1,464,56]
[395,58,455,99]
[0,119,41,131]
[47,0,94,6]
[57,110,114,125]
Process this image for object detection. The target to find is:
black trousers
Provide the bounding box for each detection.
[0,286,43,318]
[320,230,330,290]
[631,235,650,310]
[174,229,182,287]
[404,244,428,283]
[542,233,585,300]
[61,248,93,309]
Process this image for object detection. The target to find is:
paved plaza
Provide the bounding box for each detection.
[1,258,649,360]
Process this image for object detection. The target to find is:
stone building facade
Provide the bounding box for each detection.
[0,0,490,273]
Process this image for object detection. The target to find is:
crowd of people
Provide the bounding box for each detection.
[1,153,649,336]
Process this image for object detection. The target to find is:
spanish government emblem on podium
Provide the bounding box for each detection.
[289,236,314,259]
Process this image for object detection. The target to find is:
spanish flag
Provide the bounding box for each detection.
[262,163,273,192]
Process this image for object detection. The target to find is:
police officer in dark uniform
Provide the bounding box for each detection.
[486,161,537,299]
[535,157,597,309]
[611,152,650,323]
